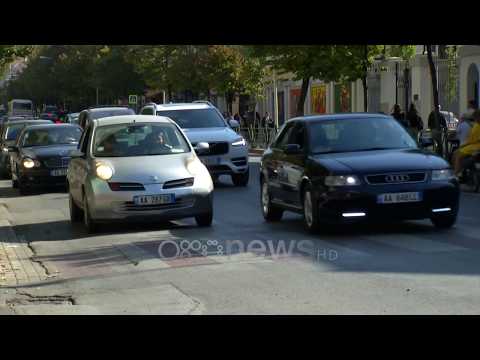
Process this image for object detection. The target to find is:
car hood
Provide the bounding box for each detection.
[94,153,195,184]
[181,127,238,144]
[310,148,450,174]
[23,144,78,159]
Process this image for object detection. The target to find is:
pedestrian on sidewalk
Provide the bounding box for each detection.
[406,104,423,141]
[391,104,407,128]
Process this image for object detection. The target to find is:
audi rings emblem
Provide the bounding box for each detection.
[385,174,410,183]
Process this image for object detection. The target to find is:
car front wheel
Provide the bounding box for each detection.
[261,179,283,222]
[195,211,213,227]
[232,169,249,187]
[303,184,321,233]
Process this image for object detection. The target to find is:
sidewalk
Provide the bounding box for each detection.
[0,203,48,287]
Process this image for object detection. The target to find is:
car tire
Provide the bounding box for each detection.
[431,213,457,229]
[69,193,82,223]
[261,179,283,222]
[18,177,29,195]
[303,184,321,233]
[12,178,18,188]
[83,194,97,234]
[232,169,249,187]
[195,210,213,227]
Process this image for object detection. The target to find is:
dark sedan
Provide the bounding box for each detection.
[8,124,83,194]
[260,113,460,232]
[0,119,53,178]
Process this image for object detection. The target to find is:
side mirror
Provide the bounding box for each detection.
[284,144,302,155]
[229,119,240,129]
[7,145,18,153]
[70,149,85,158]
[194,142,210,155]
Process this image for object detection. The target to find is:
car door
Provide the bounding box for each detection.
[266,122,295,202]
[69,124,92,204]
[281,122,308,207]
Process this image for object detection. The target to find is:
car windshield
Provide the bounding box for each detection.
[93,123,191,157]
[13,102,32,111]
[156,109,226,129]
[309,117,418,154]
[22,127,82,147]
[91,108,135,120]
[5,124,30,140]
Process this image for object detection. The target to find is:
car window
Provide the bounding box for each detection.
[79,125,92,154]
[93,123,191,157]
[5,124,26,141]
[91,108,135,120]
[288,123,306,150]
[141,107,154,115]
[309,117,418,154]
[156,109,226,128]
[273,123,295,150]
[22,127,82,147]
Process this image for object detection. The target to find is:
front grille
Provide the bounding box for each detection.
[119,198,194,212]
[43,157,71,168]
[231,157,247,167]
[108,183,145,191]
[207,165,231,172]
[193,142,229,156]
[163,178,194,189]
[365,172,427,185]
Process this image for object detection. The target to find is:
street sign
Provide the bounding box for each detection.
[129,95,138,105]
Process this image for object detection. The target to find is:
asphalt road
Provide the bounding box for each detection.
[1,157,480,314]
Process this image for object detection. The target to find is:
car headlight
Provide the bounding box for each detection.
[325,175,361,186]
[96,163,114,181]
[186,157,204,176]
[2,147,8,153]
[432,169,456,181]
[231,137,246,147]
[22,158,36,169]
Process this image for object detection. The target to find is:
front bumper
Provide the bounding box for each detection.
[314,180,460,224]
[199,145,249,176]
[86,178,213,222]
[18,167,68,186]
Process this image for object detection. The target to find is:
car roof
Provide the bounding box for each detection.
[92,115,175,127]
[5,120,52,126]
[153,103,212,111]
[87,107,132,112]
[23,124,81,130]
[289,113,393,124]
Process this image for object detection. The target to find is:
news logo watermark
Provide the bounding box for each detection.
[157,239,338,262]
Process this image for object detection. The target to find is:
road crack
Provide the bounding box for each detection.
[7,290,76,307]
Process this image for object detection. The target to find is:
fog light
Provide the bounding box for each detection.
[342,212,366,218]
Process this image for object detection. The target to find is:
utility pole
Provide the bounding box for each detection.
[96,87,99,106]
[273,69,279,131]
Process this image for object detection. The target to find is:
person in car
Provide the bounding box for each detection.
[452,109,480,176]
[143,129,172,153]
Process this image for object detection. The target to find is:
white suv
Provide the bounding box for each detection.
[140,102,249,186]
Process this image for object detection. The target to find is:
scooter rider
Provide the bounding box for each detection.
[452,109,480,177]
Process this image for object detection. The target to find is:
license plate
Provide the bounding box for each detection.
[200,157,221,166]
[133,194,175,206]
[377,192,422,204]
[50,168,68,177]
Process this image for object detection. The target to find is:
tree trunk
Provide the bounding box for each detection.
[426,45,443,156]
[362,76,368,112]
[296,77,310,117]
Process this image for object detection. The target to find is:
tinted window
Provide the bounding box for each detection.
[141,108,154,115]
[22,127,82,147]
[156,109,226,128]
[308,117,417,154]
[91,108,135,120]
[93,123,190,157]
[12,102,32,111]
[5,124,26,140]
[274,123,295,149]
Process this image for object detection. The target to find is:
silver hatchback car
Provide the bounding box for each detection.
[67,115,214,233]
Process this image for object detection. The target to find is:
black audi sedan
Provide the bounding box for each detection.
[259,113,460,232]
[8,124,83,194]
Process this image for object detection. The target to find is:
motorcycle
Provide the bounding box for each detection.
[460,151,480,193]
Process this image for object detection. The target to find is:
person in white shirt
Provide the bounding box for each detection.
[457,100,477,145]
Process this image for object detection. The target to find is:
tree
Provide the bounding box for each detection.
[426,44,443,156]
[248,46,347,117]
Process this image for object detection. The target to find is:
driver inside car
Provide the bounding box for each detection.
[142,128,172,153]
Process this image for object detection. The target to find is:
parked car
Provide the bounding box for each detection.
[260,113,460,232]
[78,106,135,130]
[8,123,83,194]
[140,101,249,186]
[67,115,214,233]
[0,120,53,178]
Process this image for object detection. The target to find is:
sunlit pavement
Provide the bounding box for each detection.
[1,157,480,314]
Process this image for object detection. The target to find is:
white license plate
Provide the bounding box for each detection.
[377,192,422,204]
[133,194,175,206]
[200,157,221,166]
[50,168,68,177]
